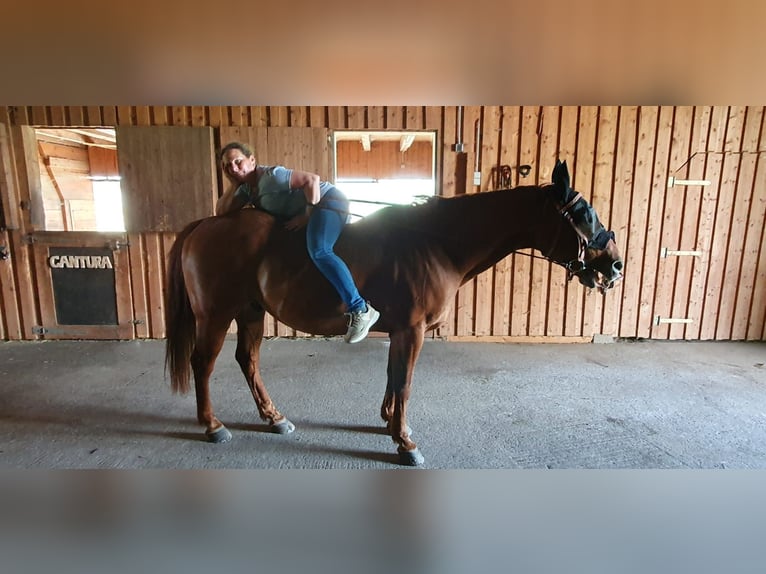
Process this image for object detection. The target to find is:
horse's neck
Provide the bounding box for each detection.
[436,188,549,279]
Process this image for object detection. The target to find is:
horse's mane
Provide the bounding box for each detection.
[353,184,550,237]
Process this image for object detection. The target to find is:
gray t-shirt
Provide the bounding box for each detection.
[236,165,336,218]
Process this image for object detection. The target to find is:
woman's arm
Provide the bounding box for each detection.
[216,184,248,215]
[289,170,321,205]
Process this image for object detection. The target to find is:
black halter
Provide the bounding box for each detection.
[552,191,616,282]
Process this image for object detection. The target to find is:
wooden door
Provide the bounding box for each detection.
[29,231,133,339]
[116,126,217,232]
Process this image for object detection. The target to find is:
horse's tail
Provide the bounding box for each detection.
[164,219,205,395]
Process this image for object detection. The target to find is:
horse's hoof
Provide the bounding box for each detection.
[398,447,425,466]
[206,426,232,444]
[271,419,295,434]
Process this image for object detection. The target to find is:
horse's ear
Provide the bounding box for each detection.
[552,159,570,198]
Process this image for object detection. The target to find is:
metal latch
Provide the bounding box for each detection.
[655,316,694,326]
[107,240,131,250]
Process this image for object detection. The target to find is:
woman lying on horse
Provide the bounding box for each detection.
[217,141,379,344]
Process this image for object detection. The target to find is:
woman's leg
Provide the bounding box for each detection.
[306,205,367,313]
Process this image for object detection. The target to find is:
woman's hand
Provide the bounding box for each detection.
[285,212,310,231]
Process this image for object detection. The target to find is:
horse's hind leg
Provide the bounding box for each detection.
[235,304,295,434]
[191,316,233,443]
[384,323,426,466]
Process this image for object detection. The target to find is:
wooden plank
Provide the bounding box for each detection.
[127,233,150,338]
[727,108,764,335]
[31,241,58,339]
[474,106,501,336]
[151,106,168,126]
[530,106,559,337]
[31,107,48,125]
[0,230,23,339]
[455,107,482,337]
[290,106,309,128]
[386,106,404,130]
[346,107,366,129]
[117,106,134,126]
[491,106,520,337]
[85,106,102,126]
[113,240,135,338]
[438,107,458,336]
[445,335,592,343]
[0,120,22,229]
[270,106,290,127]
[13,126,44,229]
[645,106,683,339]
[559,106,583,336]
[564,106,599,337]
[143,233,166,338]
[602,106,637,336]
[229,106,247,127]
[746,150,766,339]
[134,107,150,126]
[406,107,424,130]
[424,106,442,197]
[308,107,326,128]
[326,107,346,129]
[191,106,206,127]
[729,147,765,339]
[171,107,188,126]
[699,107,744,339]
[206,107,223,128]
[102,106,117,126]
[686,107,727,339]
[620,106,658,337]
[10,231,38,339]
[67,107,85,125]
[49,107,66,125]
[712,106,749,339]
[737,137,766,339]
[510,106,540,337]
[367,107,385,129]
[659,106,694,340]
[582,106,617,338]
[250,107,268,127]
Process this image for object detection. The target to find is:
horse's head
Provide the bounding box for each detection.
[546,160,624,293]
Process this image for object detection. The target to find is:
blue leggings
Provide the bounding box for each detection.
[306,192,366,314]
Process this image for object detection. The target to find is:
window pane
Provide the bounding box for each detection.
[92,180,126,232]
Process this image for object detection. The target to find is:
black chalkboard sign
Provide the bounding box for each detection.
[49,247,118,325]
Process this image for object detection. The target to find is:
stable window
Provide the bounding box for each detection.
[34,128,123,231]
[334,131,436,222]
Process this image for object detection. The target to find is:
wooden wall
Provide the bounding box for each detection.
[1,105,765,342]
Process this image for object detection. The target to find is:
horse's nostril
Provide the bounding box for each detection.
[613,260,624,272]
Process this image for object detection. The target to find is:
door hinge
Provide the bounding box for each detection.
[32,325,47,335]
[130,319,145,325]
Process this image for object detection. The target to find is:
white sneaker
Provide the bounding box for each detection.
[344,302,380,344]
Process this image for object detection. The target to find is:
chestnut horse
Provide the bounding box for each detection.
[165,160,623,465]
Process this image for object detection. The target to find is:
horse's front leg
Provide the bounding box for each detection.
[384,323,426,466]
[235,305,295,434]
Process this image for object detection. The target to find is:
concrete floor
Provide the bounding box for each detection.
[0,337,765,469]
